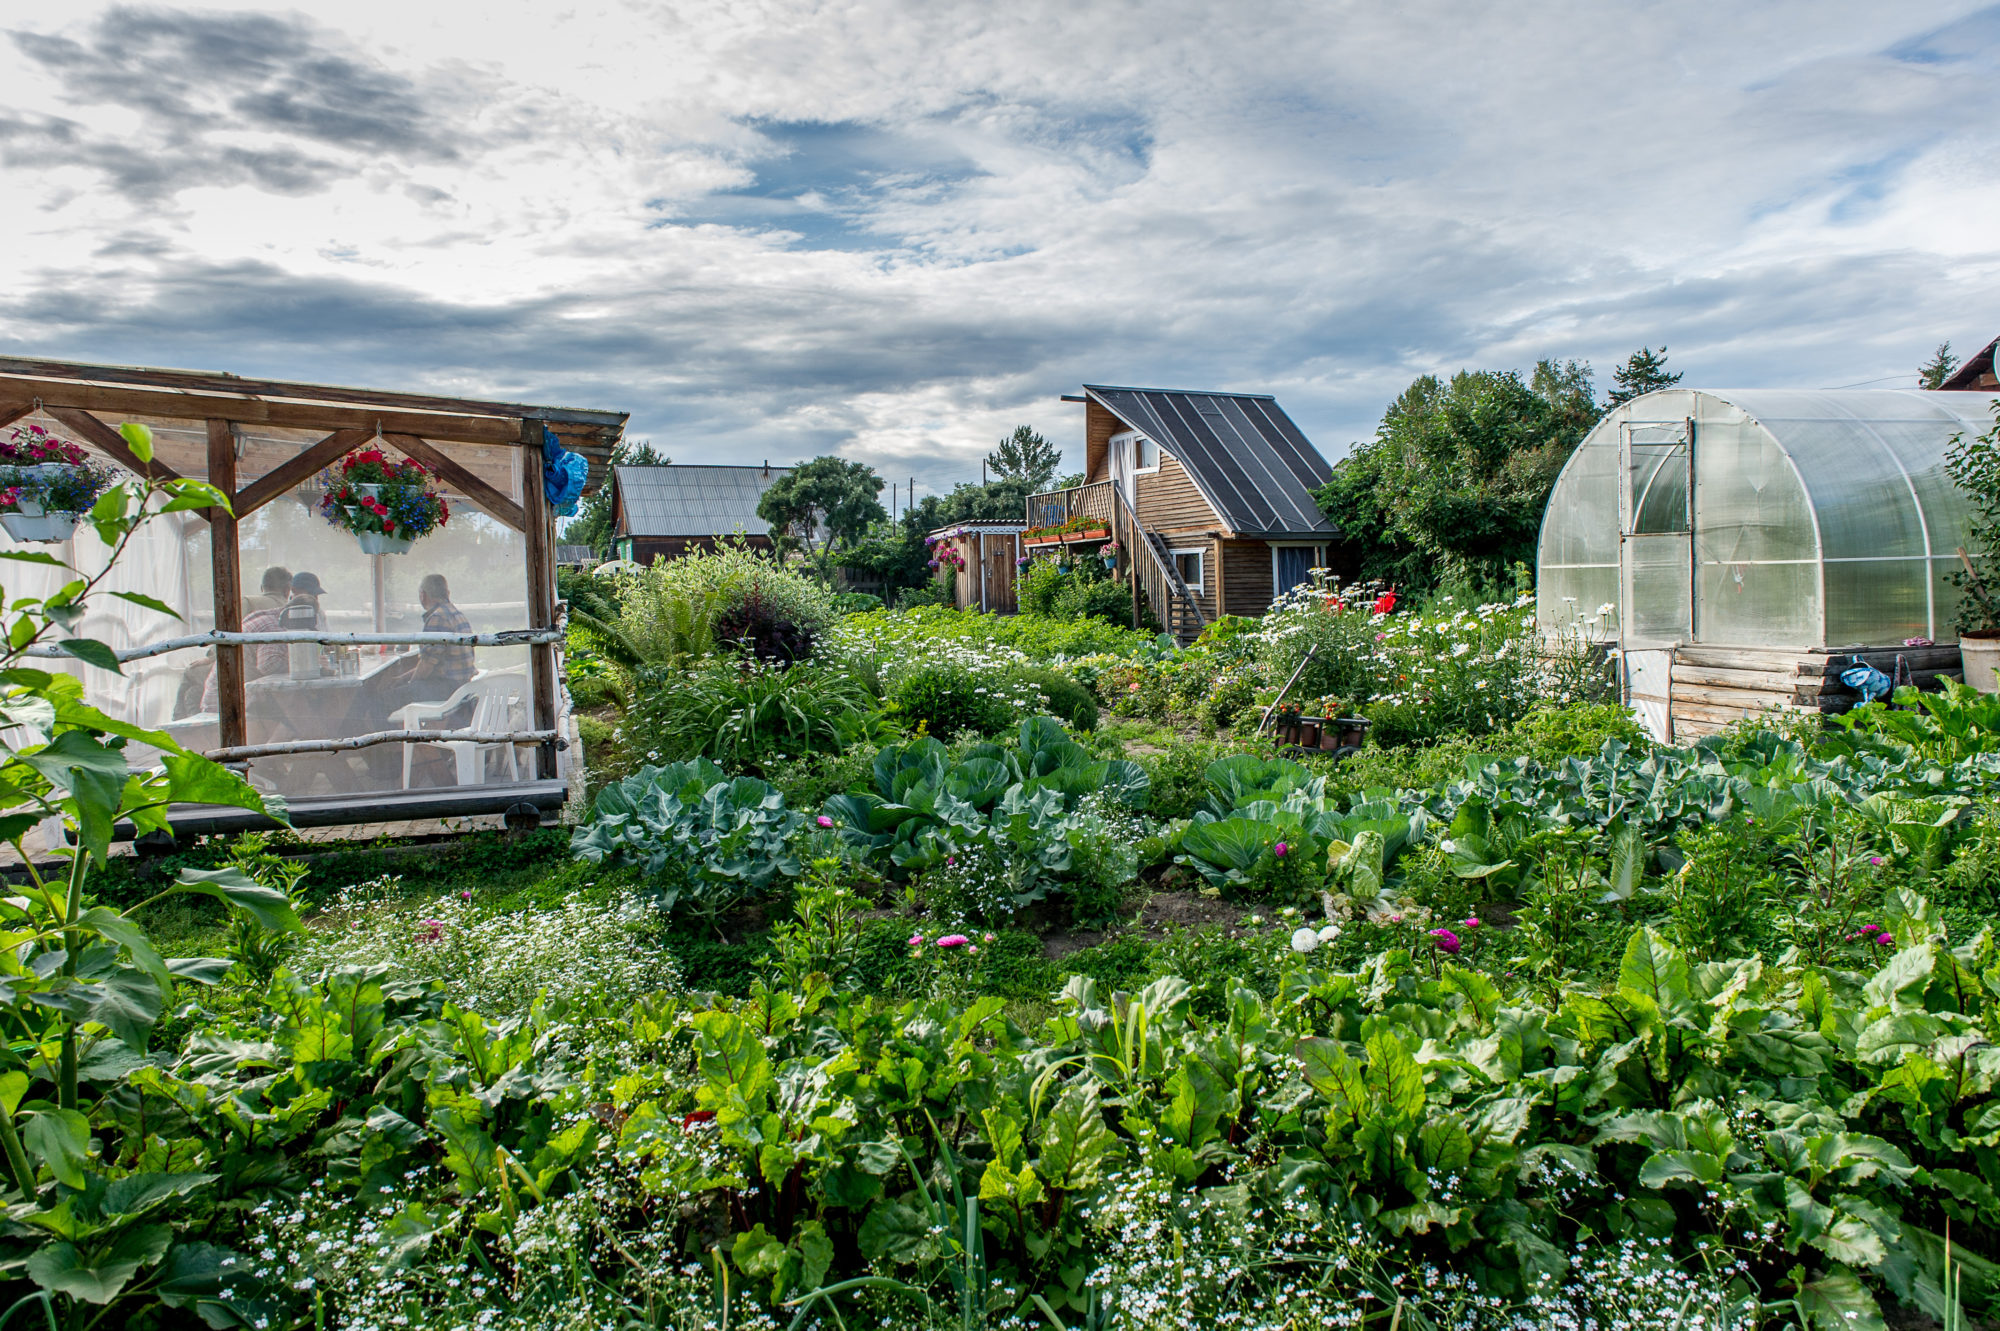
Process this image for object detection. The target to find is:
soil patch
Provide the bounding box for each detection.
[1040,889,1279,958]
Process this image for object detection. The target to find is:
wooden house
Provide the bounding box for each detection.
[609,463,788,564]
[1025,385,1337,641]
[0,355,625,836]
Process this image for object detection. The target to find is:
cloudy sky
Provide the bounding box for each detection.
[2,2,1996,502]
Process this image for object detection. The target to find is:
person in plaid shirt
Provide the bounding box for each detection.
[381,573,477,720]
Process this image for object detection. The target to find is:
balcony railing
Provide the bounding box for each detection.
[1025,479,1116,533]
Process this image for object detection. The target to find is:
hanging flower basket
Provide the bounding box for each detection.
[0,425,113,544]
[318,447,450,555]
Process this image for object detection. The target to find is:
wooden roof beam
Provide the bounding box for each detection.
[383,433,526,532]
[234,428,374,516]
[45,406,190,486]
[0,356,627,429]
[0,377,617,448]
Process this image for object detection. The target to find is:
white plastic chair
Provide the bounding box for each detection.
[396,674,529,789]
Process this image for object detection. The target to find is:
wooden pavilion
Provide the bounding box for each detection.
[0,356,626,834]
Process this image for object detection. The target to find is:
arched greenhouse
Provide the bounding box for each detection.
[1537,387,2000,741]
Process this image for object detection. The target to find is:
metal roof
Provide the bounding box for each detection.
[1083,385,1335,536]
[612,464,789,538]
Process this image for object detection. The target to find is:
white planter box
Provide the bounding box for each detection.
[355,528,416,556]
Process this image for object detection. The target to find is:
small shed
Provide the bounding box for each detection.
[929,523,1026,614]
[0,356,625,832]
[1537,387,2000,740]
[610,463,788,564]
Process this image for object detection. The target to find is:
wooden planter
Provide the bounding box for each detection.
[1272,714,1371,756]
[1022,528,1110,548]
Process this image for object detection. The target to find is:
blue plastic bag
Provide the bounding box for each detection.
[541,427,589,516]
[1839,655,1892,704]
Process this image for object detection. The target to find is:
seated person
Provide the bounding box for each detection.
[244,566,291,616]
[199,598,290,712]
[378,574,477,723]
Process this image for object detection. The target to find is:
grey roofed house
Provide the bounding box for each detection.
[1083,384,1335,538]
[609,463,791,562]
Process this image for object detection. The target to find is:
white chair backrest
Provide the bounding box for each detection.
[457,673,526,732]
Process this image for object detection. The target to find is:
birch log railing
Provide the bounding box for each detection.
[25,623,570,765]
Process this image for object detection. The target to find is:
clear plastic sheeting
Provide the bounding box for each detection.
[1538,389,2000,648]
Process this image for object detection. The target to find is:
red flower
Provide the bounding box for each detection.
[1373,591,1398,615]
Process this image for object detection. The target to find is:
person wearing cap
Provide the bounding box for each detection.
[199,584,299,712]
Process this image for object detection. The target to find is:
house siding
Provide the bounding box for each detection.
[1084,401,1121,482]
[1137,455,1221,533]
[1222,539,1275,616]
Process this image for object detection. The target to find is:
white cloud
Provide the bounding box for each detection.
[0,0,1996,498]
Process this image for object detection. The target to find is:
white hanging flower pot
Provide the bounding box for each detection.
[355,528,417,556]
[0,510,80,543]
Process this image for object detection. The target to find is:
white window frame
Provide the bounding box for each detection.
[1269,543,1326,592]
[1110,429,1162,475]
[1171,546,1206,593]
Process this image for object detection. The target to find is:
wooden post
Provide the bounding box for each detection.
[205,419,246,751]
[520,420,559,779]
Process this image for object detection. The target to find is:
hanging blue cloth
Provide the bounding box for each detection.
[541,427,589,516]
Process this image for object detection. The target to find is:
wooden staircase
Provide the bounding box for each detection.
[1130,519,1207,646]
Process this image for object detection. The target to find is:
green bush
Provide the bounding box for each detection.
[618,540,837,665]
[889,662,1019,737]
[1508,700,1648,757]
[830,591,883,613]
[1010,666,1099,731]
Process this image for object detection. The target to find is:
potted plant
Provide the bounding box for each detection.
[318,445,450,555]
[0,424,113,543]
[1947,404,2000,689]
[1100,539,1121,569]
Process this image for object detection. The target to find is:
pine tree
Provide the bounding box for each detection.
[984,425,1061,489]
[1606,346,1682,407]
[1918,341,1959,390]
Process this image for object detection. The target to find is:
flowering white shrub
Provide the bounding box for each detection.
[1253,576,1551,739]
[293,878,680,1014]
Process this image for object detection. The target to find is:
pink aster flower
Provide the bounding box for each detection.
[816,815,834,828]
[1274,842,1289,858]
[1463,917,1481,928]
[936,934,968,948]
[1428,927,1461,955]
[908,933,925,947]
[1876,933,1895,946]
[1867,856,1884,866]
[982,932,995,943]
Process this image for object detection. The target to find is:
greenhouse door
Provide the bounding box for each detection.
[1619,420,1694,741]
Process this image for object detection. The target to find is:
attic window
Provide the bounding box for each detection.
[1111,430,1160,474]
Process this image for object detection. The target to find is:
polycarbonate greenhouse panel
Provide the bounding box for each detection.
[1537,388,2000,650]
[1698,559,1818,647]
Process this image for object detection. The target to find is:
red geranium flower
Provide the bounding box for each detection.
[1373,590,1398,615]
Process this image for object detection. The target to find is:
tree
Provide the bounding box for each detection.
[1918,341,1959,390]
[757,455,888,579]
[1605,346,1682,407]
[1316,359,1600,592]
[985,425,1061,489]
[561,438,666,556]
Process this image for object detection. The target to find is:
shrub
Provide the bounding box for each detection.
[890,661,1019,737]
[713,584,817,662]
[619,658,876,769]
[1010,665,1099,731]
[833,603,1152,664]
[829,590,883,613]
[894,580,951,609]
[618,540,836,665]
